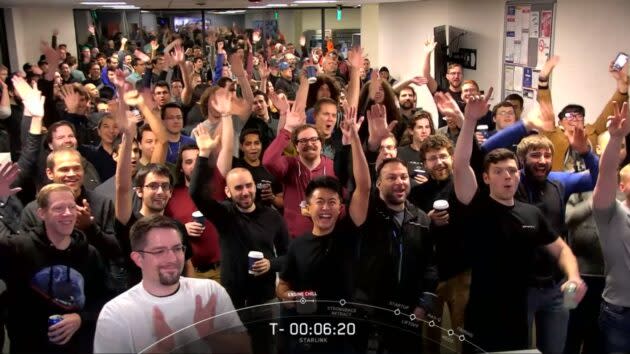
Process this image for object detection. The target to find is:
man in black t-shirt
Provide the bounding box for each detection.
[452,89,586,352]
[435,63,464,128]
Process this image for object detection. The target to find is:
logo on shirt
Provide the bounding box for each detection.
[522,225,536,229]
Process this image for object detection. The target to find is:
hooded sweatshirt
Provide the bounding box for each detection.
[0,225,106,353]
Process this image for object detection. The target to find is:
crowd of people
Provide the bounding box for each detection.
[0,20,628,354]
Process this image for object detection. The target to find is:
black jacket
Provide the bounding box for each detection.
[356,194,438,311]
[0,226,106,353]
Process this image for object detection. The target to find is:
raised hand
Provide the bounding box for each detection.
[52,28,59,37]
[411,76,429,86]
[299,35,306,47]
[123,90,145,107]
[75,199,94,230]
[368,69,380,99]
[607,101,630,138]
[229,53,245,78]
[60,85,80,114]
[259,59,270,80]
[540,55,560,80]
[87,24,95,35]
[150,39,159,52]
[347,47,364,69]
[434,92,463,119]
[464,87,493,122]
[210,88,232,116]
[610,59,629,88]
[422,36,437,54]
[523,105,545,132]
[193,294,217,338]
[12,76,45,117]
[269,91,289,114]
[40,41,61,67]
[340,105,364,145]
[284,102,306,132]
[367,103,396,150]
[0,162,22,198]
[568,125,590,154]
[112,69,129,91]
[192,123,220,156]
[134,49,150,63]
[172,41,185,65]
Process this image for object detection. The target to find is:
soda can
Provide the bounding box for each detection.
[48,314,63,328]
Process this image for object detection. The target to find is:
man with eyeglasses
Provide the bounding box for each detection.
[452,92,585,352]
[263,104,336,239]
[0,180,106,353]
[162,102,195,164]
[94,215,250,354]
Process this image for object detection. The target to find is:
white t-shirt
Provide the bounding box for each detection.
[94,277,244,353]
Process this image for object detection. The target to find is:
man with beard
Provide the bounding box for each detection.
[263,102,336,239]
[398,86,418,122]
[435,63,465,128]
[242,91,279,152]
[94,215,250,354]
[397,111,435,186]
[189,124,288,354]
[452,89,585,353]
[115,96,193,289]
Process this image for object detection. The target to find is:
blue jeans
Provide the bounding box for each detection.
[527,284,570,354]
[599,300,630,353]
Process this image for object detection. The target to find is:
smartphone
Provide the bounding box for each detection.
[612,52,629,71]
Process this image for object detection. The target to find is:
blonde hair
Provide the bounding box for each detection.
[37,183,73,209]
[516,134,555,162]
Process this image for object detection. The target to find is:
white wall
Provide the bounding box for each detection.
[4,7,78,72]
[553,0,630,121]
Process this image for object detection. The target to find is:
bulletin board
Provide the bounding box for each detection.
[501,0,556,112]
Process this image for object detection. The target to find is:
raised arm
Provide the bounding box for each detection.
[593,101,629,209]
[230,53,255,107]
[171,41,193,106]
[207,88,234,177]
[366,104,396,152]
[262,101,304,179]
[124,89,168,164]
[449,88,493,205]
[536,56,559,132]
[589,61,630,138]
[341,105,370,226]
[345,47,362,107]
[0,80,10,120]
[114,97,136,224]
[420,36,438,94]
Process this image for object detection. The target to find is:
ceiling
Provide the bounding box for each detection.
[0,0,420,9]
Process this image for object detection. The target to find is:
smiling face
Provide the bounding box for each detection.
[524,147,553,182]
[494,106,517,131]
[399,87,416,110]
[137,172,172,213]
[49,125,78,150]
[377,161,410,208]
[296,127,322,162]
[225,168,256,211]
[46,151,84,197]
[97,116,120,145]
[424,147,453,181]
[37,190,77,238]
[307,188,341,235]
[133,227,184,287]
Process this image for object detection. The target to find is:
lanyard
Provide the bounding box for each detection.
[392,229,403,283]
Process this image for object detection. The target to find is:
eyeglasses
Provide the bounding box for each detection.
[425,153,451,163]
[50,204,77,214]
[136,245,186,257]
[564,113,584,121]
[297,137,320,145]
[143,182,172,191]
[496,111,515,117]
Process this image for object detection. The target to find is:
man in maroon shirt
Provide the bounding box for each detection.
[165,143,225,282]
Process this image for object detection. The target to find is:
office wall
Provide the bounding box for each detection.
[4,7,77,72]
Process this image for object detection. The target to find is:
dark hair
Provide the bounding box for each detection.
[217,77,234,89]
[97,113,116,129]
[65,56,78,66]
[161,102,183,120]
[291,124,325,147]
[129,214,182,251]
[376,157,407,179]
[558,104,585,120]
[131,58,144,68]
[305,176,342,201]
[419,134,453,162]
[491,101,516,118]
[252,90,268,102]
[313,97,338,117]
[397,85,417,99]
[199,86,222,117]
[174,143,199,187]
[138,124,154,142]
[112,135,138,156]
[153,81,170,94]
[505,93,524,108]
[96,53,107,60]
[46,121,77,146]
[134,163,174,188]
[306,75,340,109]
[483,148,518,172]
[239,128,262,145]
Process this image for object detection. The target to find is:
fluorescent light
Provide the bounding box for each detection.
[247,6,267,9]
[80,1,127,4]
[101,5,139,9]
[266,3,289,7]
[293,0,338,3]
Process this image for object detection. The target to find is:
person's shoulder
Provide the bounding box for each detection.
[102,284,143,313]
[85,188,112,204]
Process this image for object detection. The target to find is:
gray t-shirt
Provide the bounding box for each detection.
[593,199,630,307]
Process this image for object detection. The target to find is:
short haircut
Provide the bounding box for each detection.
[558,104,586,120]
[505,93,524,108]
[131,58,144,68]
[96,53,107,60]
[291,124,324,146]
[112,135,138,156]
[97,114,116,129]
[305,176,342,201]
[239,128,262,145]
[199,86,223,117]
[252,90,268,102]
[65,56,78,66]
[516,134,555,163]
[129,214,182,251]
[492,101,516,117]
[134,163,174,188]
[161,102,183,120]
[398,85,416,99]
[37,183,73,209]
[483,148,518,172]
[46,148,82,170]
[217,77,234,89]
[447,63,463,72]
[461,79,479,91]
[620,163,630,182]
[313,97,337,117]
[46,121,77,146]
[376,157,407,179]
[409,111,435,134]
[153,81,170,93]
[419,134,453,162]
